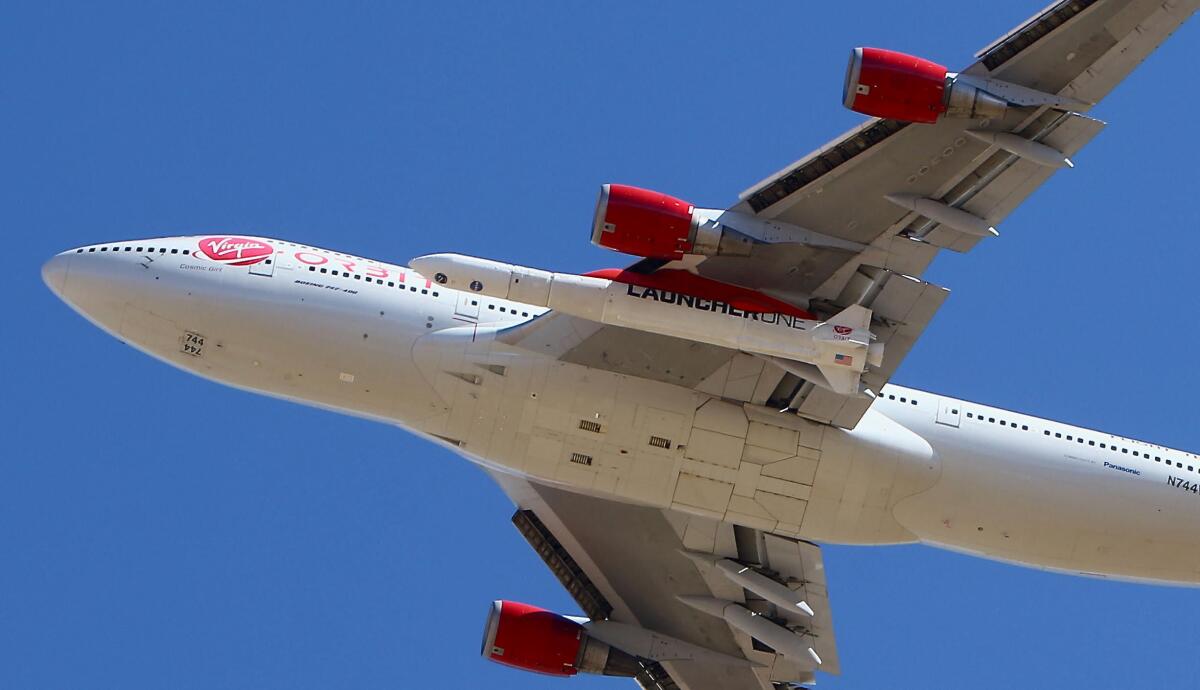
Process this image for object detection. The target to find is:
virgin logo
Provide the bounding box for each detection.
[197,237,273,266]
[833,325,853,336]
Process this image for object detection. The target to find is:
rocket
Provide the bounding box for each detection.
[409,253,884,397]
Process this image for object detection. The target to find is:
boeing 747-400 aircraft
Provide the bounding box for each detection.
[42,1,1199,687]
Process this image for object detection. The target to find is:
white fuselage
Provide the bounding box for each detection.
[42,235,1200,587]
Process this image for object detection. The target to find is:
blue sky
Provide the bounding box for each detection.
[4,1,1199,688]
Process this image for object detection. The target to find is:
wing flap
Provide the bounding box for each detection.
[960,113,1106,226]
[860,274,949,392]
[761,533,839,674]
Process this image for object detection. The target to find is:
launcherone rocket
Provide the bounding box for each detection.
[409,253,884,397]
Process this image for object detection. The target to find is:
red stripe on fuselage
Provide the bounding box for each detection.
[584,268,815,319]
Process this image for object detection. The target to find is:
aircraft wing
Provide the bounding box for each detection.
[503,0,1196,429]
[491,472,837,689]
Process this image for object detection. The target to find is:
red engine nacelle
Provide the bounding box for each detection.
[481,600,639,677]
[843,47,1008,123]
[481,600,584,676]
[590,184,754,260]
[591,183,698,260]
[843,47,948,123]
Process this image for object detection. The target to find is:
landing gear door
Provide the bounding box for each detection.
[935,397,961,427]
[455,292,479,320]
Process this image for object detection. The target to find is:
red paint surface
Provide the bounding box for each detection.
[845,47,948,123]
[196,237,273,266]
[485,601,583,676]
[593,184,695,259]
[586,268,815,319]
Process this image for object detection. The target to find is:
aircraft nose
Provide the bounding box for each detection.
[41,253,71,298]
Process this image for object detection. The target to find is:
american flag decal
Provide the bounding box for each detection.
[834,353,853,366]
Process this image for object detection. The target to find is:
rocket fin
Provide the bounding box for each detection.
[815,362,863,397]
[824,304,872,331]
[759,355,866,398]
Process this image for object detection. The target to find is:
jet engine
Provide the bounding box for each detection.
[843,47,1008,123]
[480,600,640,677]
[590,184,752,260]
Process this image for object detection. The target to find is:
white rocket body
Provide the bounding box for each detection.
[410,253,883,396]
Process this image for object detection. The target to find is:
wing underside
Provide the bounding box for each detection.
[481,4,1197,687]
[502,0,1195,429]
[493,472,838,690]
